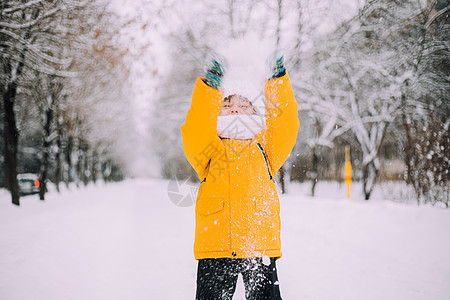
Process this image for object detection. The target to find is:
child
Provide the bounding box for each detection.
[181,54,299,299]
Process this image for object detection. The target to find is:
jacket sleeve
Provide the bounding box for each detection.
[181,78,223,180]
[259,72,300,177]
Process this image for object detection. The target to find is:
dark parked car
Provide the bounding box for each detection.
[17,173,40,195]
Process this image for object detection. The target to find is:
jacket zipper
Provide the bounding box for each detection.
[201,158,212,183]
[256,143,273,180]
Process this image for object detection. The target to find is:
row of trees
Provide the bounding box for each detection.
[1,0,132,205]
[296,0,449,203]
[151,0,448,205]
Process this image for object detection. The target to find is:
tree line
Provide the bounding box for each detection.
[1,0,131,205]
[2,0,447,206]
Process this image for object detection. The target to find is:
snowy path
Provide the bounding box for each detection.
[0,179,449,300]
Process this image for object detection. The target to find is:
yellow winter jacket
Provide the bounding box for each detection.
[181,73,299,260]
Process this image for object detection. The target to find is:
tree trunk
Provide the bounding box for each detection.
[362,160,378,200]
[91,150,98,183]
[310,146,318,197]
[39,104,54,200]
[401,79,420,204]
[2,8,40,205]
[39,79,62,200]
[76,143,90,186]
[3,79,20,205]
[278,164,286,194]
[54,106,62,192]
[65,135,74,186]
[83,150,89,186]
[102,160,112,182]
[55,131,62,192]
[292,0,303,67]
[276,0,283,47]
[76,149,83,187]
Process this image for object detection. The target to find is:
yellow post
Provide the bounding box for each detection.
[344,146,352,199]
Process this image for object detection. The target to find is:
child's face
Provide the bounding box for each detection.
[220,95,255,116]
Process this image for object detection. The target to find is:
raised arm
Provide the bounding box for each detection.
[181,78,223,180]
[258,71,300,177]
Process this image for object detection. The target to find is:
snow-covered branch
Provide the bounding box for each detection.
[425,6,450,29]
[4,52,78,77]
[1,0,45,15]
[0,7,60,30]
[0,29,72,66]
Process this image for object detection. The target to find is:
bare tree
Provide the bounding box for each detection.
[1,1,74,205]
[293,0,448,201]
[1,1,132,204]
[398,0,450,206]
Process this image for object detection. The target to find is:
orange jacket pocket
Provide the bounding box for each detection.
[195,197,230,252]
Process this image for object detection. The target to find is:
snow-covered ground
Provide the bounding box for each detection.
[0,179,449,300]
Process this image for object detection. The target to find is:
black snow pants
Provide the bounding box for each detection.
[195,257,282,300]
